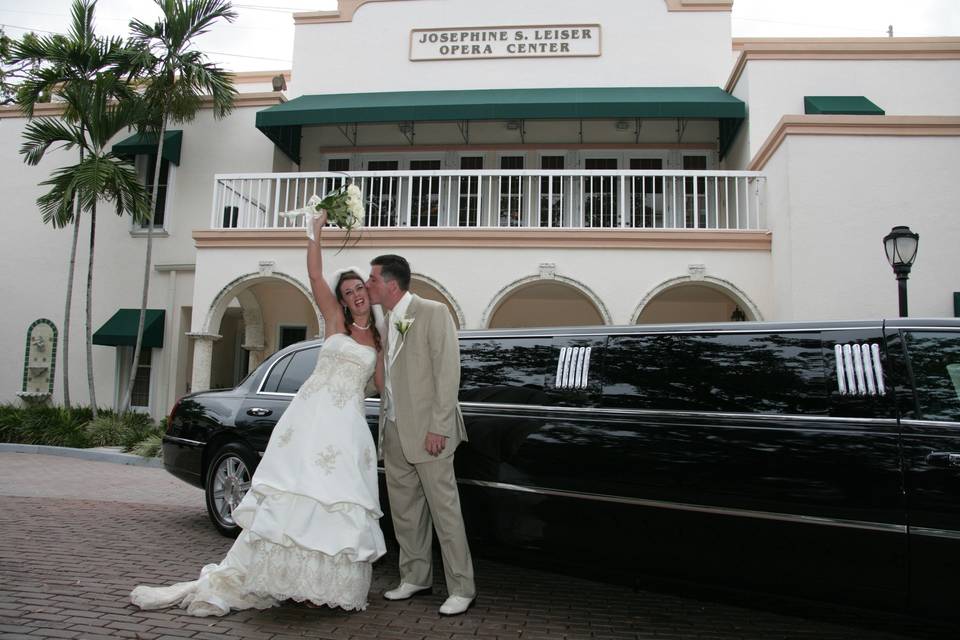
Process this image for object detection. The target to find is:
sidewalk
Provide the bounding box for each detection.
[0,442,163,468]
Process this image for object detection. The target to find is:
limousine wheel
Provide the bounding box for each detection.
[205,443,256,538]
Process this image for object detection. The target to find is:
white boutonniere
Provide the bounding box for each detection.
[394,317,414,337]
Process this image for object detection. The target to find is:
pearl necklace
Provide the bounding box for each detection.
[351,321,372,331]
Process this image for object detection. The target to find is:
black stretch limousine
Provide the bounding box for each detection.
[162,319,960,618]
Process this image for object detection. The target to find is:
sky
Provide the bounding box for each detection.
[1,0,958,73]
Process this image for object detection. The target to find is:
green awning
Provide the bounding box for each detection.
[93,309,165,348]
[112,130,183,165]
[804,96,885,116]
[257,87,746,163]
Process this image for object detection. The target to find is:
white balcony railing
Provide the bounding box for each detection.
[211,170,765,231]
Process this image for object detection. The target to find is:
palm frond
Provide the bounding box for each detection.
[20,118,85,165]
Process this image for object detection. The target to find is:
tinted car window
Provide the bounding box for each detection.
[260,352,294,393]
[904,331,960,422]
[459,338,553,404]
[276,347,320,394]
[603,332,827,414]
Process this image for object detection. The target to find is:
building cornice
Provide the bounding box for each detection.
[726,37,960,92]
[0,92,285,120]
[193,228,771,251]
[296,0,731,25]
[664,0,732,11]
[230,70,291,85]
[749,115,960,171]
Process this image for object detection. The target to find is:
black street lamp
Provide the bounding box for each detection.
[883,225,919,317]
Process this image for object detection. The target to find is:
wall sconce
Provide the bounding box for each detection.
[505,120,522,130]
[615,120,630,130]
[398,122,414,134]
[271,74,287,92]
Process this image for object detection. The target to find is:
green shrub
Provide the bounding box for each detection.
[131,433,163,458]
[0,403,161,452]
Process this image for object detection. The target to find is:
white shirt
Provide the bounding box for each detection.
[384,291,412,422]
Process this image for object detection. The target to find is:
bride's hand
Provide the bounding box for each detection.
[311,208,328,237]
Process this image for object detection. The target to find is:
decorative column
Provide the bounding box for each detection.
[187,332,220,393]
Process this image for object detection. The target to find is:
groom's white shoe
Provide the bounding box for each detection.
[439,594,475,616]
[383,582,432,601]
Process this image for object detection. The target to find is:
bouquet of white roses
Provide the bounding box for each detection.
[279,183,365,246]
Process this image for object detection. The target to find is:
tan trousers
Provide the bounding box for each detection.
[382,418,476,598]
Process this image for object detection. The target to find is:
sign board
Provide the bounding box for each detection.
[410,25,601,61]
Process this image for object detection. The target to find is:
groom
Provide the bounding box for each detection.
[365,254,476,616]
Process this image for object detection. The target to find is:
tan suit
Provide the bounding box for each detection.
[379,294,475,598]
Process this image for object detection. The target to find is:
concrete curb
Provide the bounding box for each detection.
[0,443,164,468]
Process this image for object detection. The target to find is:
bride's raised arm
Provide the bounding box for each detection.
[306,211,343,338]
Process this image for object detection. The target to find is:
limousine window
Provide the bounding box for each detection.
[903,331,960,422]
[602,332,827,414]
[261,347,319,394]
[459,338,553,405]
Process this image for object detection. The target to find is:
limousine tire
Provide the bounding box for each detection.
[205,442,257,538]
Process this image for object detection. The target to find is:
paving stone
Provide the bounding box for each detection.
[0,452,953,640]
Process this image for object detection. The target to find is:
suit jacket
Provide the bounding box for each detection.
[378,294,467,464]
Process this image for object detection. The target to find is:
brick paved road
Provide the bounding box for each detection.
[0,452,950,639]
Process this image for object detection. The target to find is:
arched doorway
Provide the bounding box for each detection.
[196,272,320,391]
[636,282,753,324]
[409,275,463,329]
[487,280,607,329]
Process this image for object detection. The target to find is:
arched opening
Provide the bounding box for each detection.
[636,283,751,324]
[206,276,320,389]
[488,281,605,328]
[410,278,462,329]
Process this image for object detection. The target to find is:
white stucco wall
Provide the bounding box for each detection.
[736,59,960,163]
[291,0,733,96]
[764,134,960,320]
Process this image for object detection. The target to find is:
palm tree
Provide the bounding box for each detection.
[10,0,137,410]
[17,37,150,418]
[119,0,237,413]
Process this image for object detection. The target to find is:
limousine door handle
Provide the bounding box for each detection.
[925,452,960,468]
[246,407,273,417]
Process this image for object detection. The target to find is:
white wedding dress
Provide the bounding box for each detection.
[131,333,387,616]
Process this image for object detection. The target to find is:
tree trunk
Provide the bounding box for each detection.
[62,144,86,410]
[121,119,167,414]
[62,201,81,409]
[86,202,98,418]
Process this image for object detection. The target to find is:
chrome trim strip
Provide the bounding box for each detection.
[457,478,906,534]
[555,347,568,388]
[457,401,900,426]
[835,344,847,395]
[901,418,960,428]
[843,344,856,394]
[871,343,885,395]
[852,343,867,394]
[862,344,877,396]
[257,391,296,398]
[910,526,960,541]
[582,346,592,388]
[164,436,206,447]
[462,324,889,340]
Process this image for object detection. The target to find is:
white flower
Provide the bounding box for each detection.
[276,182,365,246]
[394,317,414,336]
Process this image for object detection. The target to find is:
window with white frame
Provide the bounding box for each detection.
[134,154,172,231]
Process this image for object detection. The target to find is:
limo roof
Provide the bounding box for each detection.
[457,317,960,339]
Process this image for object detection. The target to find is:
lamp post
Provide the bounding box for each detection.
[883,225,919,317]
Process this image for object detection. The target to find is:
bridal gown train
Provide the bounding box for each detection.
[131,334,387,616]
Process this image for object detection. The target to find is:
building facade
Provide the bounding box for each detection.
[1,0,958,419]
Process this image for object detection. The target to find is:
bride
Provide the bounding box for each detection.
[131,210,387,616]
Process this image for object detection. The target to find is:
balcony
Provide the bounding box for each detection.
[212,170,765,233]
